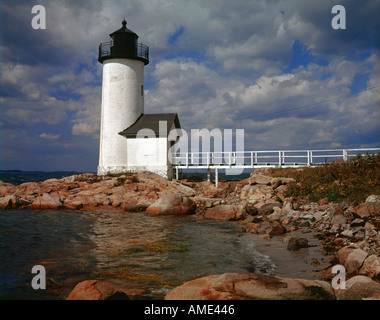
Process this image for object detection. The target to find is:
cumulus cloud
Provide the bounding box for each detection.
[40,132,60,140]
[0,0,379,171]
[146,51,379,151]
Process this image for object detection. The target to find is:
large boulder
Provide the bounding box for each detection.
[199,181,219,198]
[31,193,62,210]
[337,245,357,265]
[62,196,84,210]
[249,174,272,185]
[203,205,246,221]
[353,202,380,219]
[66,280,129,300]
[145,193,196,216]
[0,195,18,209]
[359,255,380,280]
[334,276,380,300]
[165,273,334,300]
[338,245,368,275]
[240,185,273,202]
[345,249,368,275]
[0,182,16,197]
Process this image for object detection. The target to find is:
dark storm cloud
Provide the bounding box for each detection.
[285,0,380,56]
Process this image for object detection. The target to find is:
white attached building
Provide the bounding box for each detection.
[119,113,181,180]
[97,20,181,179]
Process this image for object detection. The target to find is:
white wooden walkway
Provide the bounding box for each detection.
[172,148,380,186]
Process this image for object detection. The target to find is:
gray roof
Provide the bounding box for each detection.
[119,113,181,138]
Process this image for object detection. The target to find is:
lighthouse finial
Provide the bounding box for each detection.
[122,18,127,28]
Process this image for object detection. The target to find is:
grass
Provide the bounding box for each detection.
[268,152,380,205]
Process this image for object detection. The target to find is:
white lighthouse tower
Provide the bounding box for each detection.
[97,19,149,175]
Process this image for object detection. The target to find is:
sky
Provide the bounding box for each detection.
[1,0,379,172]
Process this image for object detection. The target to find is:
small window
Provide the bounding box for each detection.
[141,85,144,96]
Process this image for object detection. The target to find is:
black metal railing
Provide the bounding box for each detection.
[99,41,113,58]
[98,41,149,61]
[136,43,149,60]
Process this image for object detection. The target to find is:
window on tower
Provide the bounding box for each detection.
[141,85,144,96]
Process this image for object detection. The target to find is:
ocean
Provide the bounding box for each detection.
[0,170,251,186]
[1,170,272,300]
[0,171,83,185]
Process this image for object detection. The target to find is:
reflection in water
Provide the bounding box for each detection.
[1,210,274,299]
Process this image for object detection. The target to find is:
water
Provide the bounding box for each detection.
[0,171,82,185]
[0,209,275,300]
[1,171,325,300]
[0,170,251,186]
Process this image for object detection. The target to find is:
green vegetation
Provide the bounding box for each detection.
[270,153,380,205]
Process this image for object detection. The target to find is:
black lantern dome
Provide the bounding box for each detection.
[98,19,149,65]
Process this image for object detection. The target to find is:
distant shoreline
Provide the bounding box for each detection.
[0,170,84,173]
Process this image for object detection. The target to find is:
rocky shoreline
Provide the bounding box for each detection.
[1,169,379,300]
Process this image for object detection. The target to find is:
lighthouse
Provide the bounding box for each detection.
[97,19,149,175]
[97,19,181,179]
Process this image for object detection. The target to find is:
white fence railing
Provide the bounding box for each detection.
[171,148,380,169]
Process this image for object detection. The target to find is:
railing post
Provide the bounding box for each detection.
[343,149,348,161]
[186,152,189,168]
[251,152,254,167]
[229,152,231,167]
[278,151,281,167]
[307,151,310,166]
[215,168,219,188]
[255,152,258,164]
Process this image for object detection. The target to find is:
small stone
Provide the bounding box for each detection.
[350,218,365,228]
[331,215,347,225]
[258,202,282,215]
[299,220,310,228]
[269,224,287,236]
[341,229,353,238]
[365,195,380,203]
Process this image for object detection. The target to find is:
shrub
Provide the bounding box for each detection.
[269,152,380,204]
